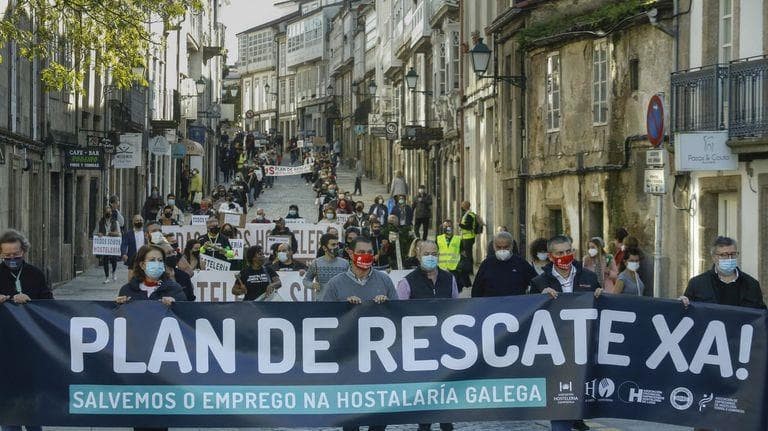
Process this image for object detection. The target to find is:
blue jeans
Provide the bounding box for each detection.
[2,427,43,431]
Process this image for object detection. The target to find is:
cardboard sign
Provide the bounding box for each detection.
[190,215,209,226]
[92,236,122,256]
[199,254,231,271]
[219,212,246,228]
[229,239,245,261]
[266,235,292,251]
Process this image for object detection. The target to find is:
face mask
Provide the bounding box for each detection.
[552,253,574,271]
[167,199,175,206]
[353,252,374,269]
[288,210,297,216]
[164,212,173,218]
[144,261,165,279]
[134,222,144,229]
[372,229,381,235]
[445,228,453,235]
[626,261,640,272]
[718,258,738,274]
[192,250,200,256]
[3,257,23,270]
[326,213,334,220]
[165,254,179,268]
[104,213,112,219]
[209,226,220,235]
[356,207,363,212]
[222,230,233,237]
[151,191,159,198]
[419,189,425,194]
[377,199,382,204]
[536,252,549,261]
[277,252,289,263]
[420,255,438,270]
[150,231,165,244]
[257,215,265,220]
[588,248,599,257]
[495,250,512,261]
[398,199,405,205]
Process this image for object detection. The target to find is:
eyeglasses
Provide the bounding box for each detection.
[715,252,739,258]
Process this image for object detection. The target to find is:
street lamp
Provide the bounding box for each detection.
[195,77,206,95]
[469,37,526,89]
[368,81,377,96]
[405,67,433,95]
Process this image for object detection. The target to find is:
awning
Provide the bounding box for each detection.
[182,138,205,156]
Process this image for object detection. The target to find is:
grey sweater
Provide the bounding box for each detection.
[303,256,350,298]
[322,269,398,302]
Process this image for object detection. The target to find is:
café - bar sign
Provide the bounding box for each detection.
[65,147,104,170]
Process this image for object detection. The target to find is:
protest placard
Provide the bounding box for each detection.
[199,254,231,271]
[92,236,122,256]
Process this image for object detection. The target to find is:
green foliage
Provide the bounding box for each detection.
[518,0,657,48]
[0,0,203,91]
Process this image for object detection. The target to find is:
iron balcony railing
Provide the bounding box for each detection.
[672,56,768,140]
[671,63,728,132]
[729,55,768,138]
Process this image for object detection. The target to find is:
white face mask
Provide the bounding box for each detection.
[536,252,549,261]
[627,262,640,272]
[277,252,289,263]
[150,231,165,245]
[495,250,512,261]
[588,248,599,257]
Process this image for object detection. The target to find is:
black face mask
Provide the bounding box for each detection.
[209,226,220,235]
[133,222,143,228]
[164,212,173,218]
[165,255,179,268]
[222,230,233,237]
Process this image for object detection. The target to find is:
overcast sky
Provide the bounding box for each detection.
[220,0,297,65]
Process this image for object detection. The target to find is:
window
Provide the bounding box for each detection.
[719,0,733,63]
[592,40,608,124]
[629,58,639,92]
[546,52,561,132]
[437,42,447,95]
[451,30,460,90]
[289,77,295,101]
[549,208,563,238]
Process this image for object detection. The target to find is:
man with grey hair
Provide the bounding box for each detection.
[680,236,765,309]
[0,229,52,304]
[471,231,537,297]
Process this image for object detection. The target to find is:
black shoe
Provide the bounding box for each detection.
[572,420,589,431]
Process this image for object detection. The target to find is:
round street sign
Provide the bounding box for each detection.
[646,94,664,147]
[245,110,255,119]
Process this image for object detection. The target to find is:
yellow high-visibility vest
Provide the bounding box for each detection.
[437,234,461,271]
[461,211,477,240]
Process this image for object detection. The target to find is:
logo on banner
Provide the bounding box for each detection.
[584,378,615,402]
[619,382,664,406]
[553,381,578,405]
[698,393,714,412]
[669,387,694,410]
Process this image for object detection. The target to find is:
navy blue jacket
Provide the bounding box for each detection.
[472,255,538,297]
[120,230,145,268]
[530,261,600,293]
[118,277,187,302]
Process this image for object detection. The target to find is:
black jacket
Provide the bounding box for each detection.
[684,267,766,309]
[530,261,600,293]
[405,268,455,299]
[118,277,187,302]
[0,262,52,299]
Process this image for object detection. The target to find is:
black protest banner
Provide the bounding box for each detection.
[0,294,765,429]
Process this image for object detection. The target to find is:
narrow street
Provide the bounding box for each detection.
[51,163,688,431]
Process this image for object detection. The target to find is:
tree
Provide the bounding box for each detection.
[0,0,203,91]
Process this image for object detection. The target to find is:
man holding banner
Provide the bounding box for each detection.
[198,217,234,262]
[0,229,52,305]
[304,233,349,300]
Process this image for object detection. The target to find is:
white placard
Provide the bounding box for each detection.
[92,236,122,256]
[114,133,143,168]
[191,215,209,226]
[229,239,245,260]
[674,131,738,171]
[199,254,231,271]
[336,213,352,224]
[266,235,292,251]
[284,218,306,224]
[223,212,244,227]
[191,270,412,302]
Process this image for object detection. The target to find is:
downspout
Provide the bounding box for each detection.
[457,0,464,222]
[518,40,527,258]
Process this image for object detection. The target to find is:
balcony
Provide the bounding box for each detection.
[729,56,768,140]
[429,0,458,28]
[410,0,432,52]
[671,64,728,133]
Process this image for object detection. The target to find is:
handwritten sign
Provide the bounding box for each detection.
[190,215,209,226]
[199,254,231,271]
[229,239,244,260]
[92,236,122,256]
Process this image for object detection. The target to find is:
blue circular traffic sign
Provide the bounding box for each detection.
[646,94,664,147]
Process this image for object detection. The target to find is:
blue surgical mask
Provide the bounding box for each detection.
[288,210,297,216]
[718,258,738,274]
[3,257,23,270]
[420,255,438,271]
[277,252,289,263]
[145,261,165,279]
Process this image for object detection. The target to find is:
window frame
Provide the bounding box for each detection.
[592,39,609,125]
[545,51,561,133]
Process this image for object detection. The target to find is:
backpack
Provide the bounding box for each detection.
[473,214,484,234]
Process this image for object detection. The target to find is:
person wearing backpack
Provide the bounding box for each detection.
[458,201,483,281]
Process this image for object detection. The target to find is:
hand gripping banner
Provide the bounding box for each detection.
[0,294,765,429]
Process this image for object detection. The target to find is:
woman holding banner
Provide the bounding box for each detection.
[116,245,186,305]
[93,206,122,284]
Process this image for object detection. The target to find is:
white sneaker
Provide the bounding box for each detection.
[103,278,110,284]
[112,274,118,282]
